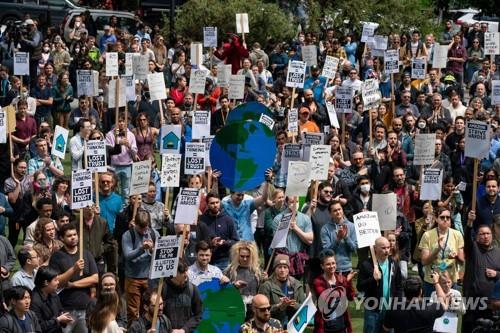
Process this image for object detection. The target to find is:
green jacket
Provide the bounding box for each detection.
[258,275,306,323]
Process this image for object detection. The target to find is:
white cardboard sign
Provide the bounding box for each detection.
[413,133,436,165]
[192,110,210,139]
[129,160,152,196]
[86,140,107,172]
[184,142,205,175]
[105,52,119,77]
[353,211,381,248]
[51,125,69,159]
[286,61,306,88]
[465,120,490,159]
[174,188,201,224]
[286,161,311,197]
[161,153,182,187]
[236,13,249,34]
[420,168,443,201]
[71,169,93,209]
[14,52,29,76]
[149,236,181,279]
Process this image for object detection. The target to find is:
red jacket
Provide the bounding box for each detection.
[214,36,249,74]
[170,87,187,107]
[197,86,222,114]
[312,273,355,333]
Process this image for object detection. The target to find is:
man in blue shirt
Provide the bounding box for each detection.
[98,172,123,233]
[221,169,272,241]
[303,65,327,105]
[99,25,117,53]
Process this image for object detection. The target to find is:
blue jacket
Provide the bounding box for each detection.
[122,227,160,278]
[304,75,327,105]
[98,192,123,233]
[320,218,357,272]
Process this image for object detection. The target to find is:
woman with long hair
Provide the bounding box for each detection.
[52,71,74,128]
[33,217,63,262]
[51,176,71,214]
[469,96,486,115]
[466,38,484,84]
[89,290,120,333]
[30,266,74,332]
[312,250,355,333]
[86,272,127,330]
[132,112,159,161]
[224,241,266,320]
[327,133,350,170]
[170,50,186,84]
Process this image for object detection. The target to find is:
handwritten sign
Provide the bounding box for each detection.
[413,133,436,165]
[105,52,119,77]
[353,211,381,248]
[372,193,397,230]
[189,69,208,94]
[147,73,167,101]
[309,145,331,181]
[321,56,340,79]
[228,75,245,100]
[301,45,317,67]
[129,160,152,195]
[161,153,182,187]
[361,79,381,110]
[484,32,499,55]
[286,161,311,197]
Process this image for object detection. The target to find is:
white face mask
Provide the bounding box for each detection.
[360,184,371,193]
[43,47,50,52]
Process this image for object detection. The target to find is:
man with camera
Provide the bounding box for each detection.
[19,19,42,82]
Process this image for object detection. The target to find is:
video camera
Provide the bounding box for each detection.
[4,20,27,44]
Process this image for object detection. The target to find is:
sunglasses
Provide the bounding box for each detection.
[256,307,271,312]
[438,215,451,220]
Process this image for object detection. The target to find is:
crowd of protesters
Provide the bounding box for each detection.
[0,10,498,333]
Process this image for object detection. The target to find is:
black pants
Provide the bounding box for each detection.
[8,219,27,248]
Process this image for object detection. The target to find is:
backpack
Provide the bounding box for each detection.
[129,228,157,249]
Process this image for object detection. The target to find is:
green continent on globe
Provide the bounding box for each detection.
[235,158,258,189]
[215,123,250,158]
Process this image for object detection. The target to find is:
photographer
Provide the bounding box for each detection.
[19,19,42,82]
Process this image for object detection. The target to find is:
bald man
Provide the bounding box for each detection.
[356,237,403,333]
[239,294,283,333]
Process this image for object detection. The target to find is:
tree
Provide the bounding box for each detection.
[168,0,295,47]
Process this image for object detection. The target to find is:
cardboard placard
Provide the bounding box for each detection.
[361,79,381,110]
[161,153,182,187]
[420,168,443,201]
[465,120,490,159]
[184,142,205,175]
[189,69,208,94]
[192,110,210,139]
[286,161,311,197]
[384,49,399,74]
[335,86,353,113]
[149,236,181,279]
[147,73,167,101]
[353,211,381,248]
[71,169,93,209]
[174,188,201,224]
[51,125,69,159]
[228,75,245,100]
[203,27,218,48]
[235,13,249,34]
[86,140,107,172]
[321,56,340,79]
[413,134,436,165]
[286,61,306,88]
[105,52,119,77]
[301,45,317,67]
[372,193,397,230]
[129,160,152,196]
[270,212,292,249]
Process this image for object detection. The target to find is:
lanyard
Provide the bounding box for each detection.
[437,228,450,260]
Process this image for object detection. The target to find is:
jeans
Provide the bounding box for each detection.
[115,165,132,199]
[363,309,389,333]
[125,277,149,325]
[62,309,87,333]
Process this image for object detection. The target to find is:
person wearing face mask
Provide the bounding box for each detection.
[38,44,53,75]
[69,117,91,170]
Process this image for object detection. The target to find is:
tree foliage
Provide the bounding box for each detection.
[167,0,295,46]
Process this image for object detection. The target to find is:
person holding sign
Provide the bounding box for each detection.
[68,96,100,132]
[419,207,464,297]
[48,223,99,333]
[11,99,37,157]
[122,209,160,324]
[400,30,428,70]
[27,138,64,185]
[258,254,306,325]
[270,197,313,279]
[105,112,138,199]
[69,118,91,170]
[128,289,172,333]
[357,237,403,333]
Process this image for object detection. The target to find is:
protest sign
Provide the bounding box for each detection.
[353,211,381,248]
[14,52,29,76]
[309,145,331,181]
[384,49,399,74]
[287,108,298,134]
[493,80,500,106]
[160,125,182,154]
[433,312,458,333]
[149,236,181,279]
[286,61,306,88]
[302,132,324,160]
[77,70,98,97]
[147,73,167,101]
[192,110,210,139]
[236,13,249,34]
[190,42,203,66]
[301,45,317,66]
[321,56,340,79]
[281,144,302,177]
[286,161,311,197]
[161,153,182,187]
[326,103,340,128]
[203,27,217,48]
[335,87,353,113]
[465,120,490,159]
[4,106,16,133]
[259,113,275,130]
[125,76,136,102]
[86,140,107,172]
[125,53,134,76]
[108,78,127,108]
[457,181,467,192]
[71,169,93,209]
[287,294,317,333]
[129,160,152,196]
[228,75,245,100]
[413,133,436,165]
[217,64,232,87]
[484,32,499,55]
[174,188,201,224]
[372,193,397,230]
[51,125,69,159]
[420,168,443,201]
[133,55,149,81]
[270,212,292,249]
[202,136,214,167]
[361,79,381,110]
[184,142,205,174]
[189,69,208,94]
[0,109,5,143]
[373,35,388,50]
[411,58,426,79]
[361,22,379,42]
[432,45,449,69]
[105,52,119,77]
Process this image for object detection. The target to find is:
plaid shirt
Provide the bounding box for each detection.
[27,155,63,185]
[239,318,282,333]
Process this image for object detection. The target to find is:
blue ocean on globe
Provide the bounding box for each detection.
[210,120,276,192]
